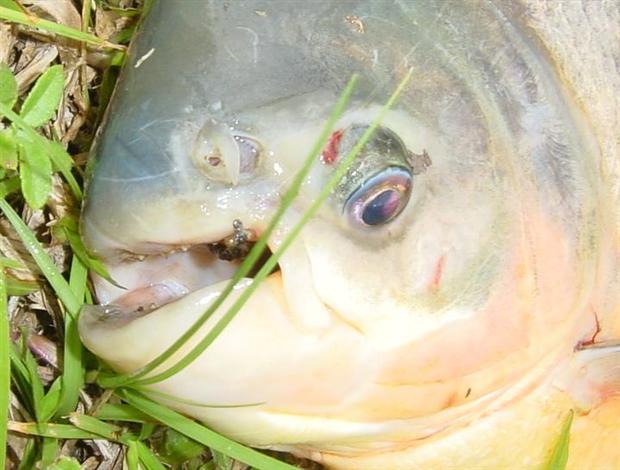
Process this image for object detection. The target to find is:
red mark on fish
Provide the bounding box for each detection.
[429,255,446,290]
[576,306,601,349]
[320,129,343,164]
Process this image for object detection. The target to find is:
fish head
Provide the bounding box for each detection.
[79,1,620,467]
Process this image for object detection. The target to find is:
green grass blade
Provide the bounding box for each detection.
[68,413,122,441]
[118,389,298,470]
[58,216,117,286]
[54,256,86,418]
[95,403,153,423]
[0,265,9,470]
[125,441,139,470]
[0,256,24,270]
[98,74,360,388]
[1,200,84,421]
[135,441,167,470]
[38,378,62,421]
[0,199,81,316]
[40,436,59,468]
[9,345,35,417]
[6,277,39,296]
[0,0,20,10]
[544,409,574,470]
[21,340,45,421]
[138,422,156,440]
[17,438,38,470]
[68,250,88,302]
[48,141,82,201]
[7,421,106,440]
[0,6,125,50]
[48,456,82,470]
[54,319,84,418]
[137,69,413,386]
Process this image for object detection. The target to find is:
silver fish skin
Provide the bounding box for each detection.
[79,1,620,468]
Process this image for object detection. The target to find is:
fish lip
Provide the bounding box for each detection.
[89,225,275,323]
[82,271,262,331]
[79,303,151,329]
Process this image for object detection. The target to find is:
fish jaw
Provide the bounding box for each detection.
[314,389,620,470]
[316,343,620,469]
[79,194,600,453]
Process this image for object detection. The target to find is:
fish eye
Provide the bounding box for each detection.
[331,124,422,227]
[344,166,412,226]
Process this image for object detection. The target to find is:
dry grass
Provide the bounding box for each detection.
[3,1,137,468]
[1,2,322,468]
[2,1,218,468]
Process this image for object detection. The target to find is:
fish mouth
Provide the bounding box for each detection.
[88,226,282,322]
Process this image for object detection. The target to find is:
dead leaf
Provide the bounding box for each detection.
[14,43,59,94]
[95,7,118,41]
[0,24,16,65]
[22,0,81,30]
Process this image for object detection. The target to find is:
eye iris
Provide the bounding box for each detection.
[344,166,412,227]
[361,189,402,225]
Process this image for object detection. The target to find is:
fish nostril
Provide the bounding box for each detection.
[234,134,262,175]
[192,119,262,186]
[192,119,240,185]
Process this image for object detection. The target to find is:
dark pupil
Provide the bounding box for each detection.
[361,189,401,225]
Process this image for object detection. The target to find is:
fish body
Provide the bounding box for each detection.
[79,1,620,468]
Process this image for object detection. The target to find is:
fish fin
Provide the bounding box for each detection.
[556,341,620,410]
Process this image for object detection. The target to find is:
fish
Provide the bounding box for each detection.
[78,0,620,468]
